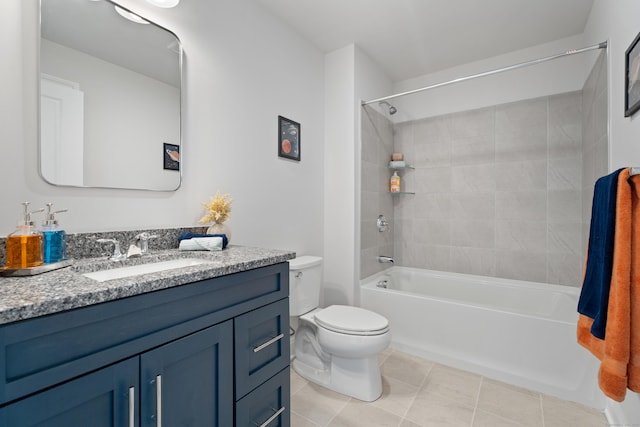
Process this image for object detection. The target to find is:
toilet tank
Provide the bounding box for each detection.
[289,256,323,316]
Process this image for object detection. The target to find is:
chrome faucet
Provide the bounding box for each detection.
[127,232,158,257]
[377,256,395,264]
[97,238,126,261]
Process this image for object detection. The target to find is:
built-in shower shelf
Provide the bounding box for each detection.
[387,164,414,170]
[389,191,415,195]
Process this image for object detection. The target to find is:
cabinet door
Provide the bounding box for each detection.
[234,299,290,400]
[0,357,138,427]
[140,320,233,427]
[236,368,290,427]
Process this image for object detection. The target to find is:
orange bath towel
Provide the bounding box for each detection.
[577,168,640,402]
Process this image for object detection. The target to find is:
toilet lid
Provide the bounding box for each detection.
[315,305,389,336]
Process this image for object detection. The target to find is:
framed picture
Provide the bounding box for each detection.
[278,115,301,161]
[625,31,640,117]
[163,143,180,171]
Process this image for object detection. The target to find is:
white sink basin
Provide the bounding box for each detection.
[83,258,212,282]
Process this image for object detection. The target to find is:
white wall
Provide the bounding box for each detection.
[322,45,392,307]
[1,0,324,257]
[391,35,590,122]
[583,0,640,423]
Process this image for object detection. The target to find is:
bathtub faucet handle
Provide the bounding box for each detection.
[378,256,394,264]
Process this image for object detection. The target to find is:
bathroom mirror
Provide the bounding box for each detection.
[39,0,182,191]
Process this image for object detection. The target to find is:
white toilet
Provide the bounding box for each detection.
[289,256,391,401]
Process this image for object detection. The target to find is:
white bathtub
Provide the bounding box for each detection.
[360,267,604,409]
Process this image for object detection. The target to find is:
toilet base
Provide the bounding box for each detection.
[292,354,383,402]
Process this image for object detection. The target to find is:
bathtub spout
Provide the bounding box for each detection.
[378,256,394,264]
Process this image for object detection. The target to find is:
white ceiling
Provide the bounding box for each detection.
[256,0,595,81]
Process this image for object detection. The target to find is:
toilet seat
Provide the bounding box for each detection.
[314,305,389,336]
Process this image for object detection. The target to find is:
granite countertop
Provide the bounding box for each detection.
[0,245,295,326]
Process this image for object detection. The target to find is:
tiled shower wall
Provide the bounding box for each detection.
[581,51,609,257]
[361,106,395,278]
[391,92,584,286]
[360,53,608,286]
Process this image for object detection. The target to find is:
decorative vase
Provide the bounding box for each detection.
[206,222,231,243]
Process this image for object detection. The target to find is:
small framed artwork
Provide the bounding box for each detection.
[278,115,301,161]
[163,143,180,171]
[625,31,640,117]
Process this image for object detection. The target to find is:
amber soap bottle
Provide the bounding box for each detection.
[5,202,44,269]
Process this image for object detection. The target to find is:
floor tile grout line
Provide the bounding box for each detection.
[539,393,546,427]
[469,376,484,426]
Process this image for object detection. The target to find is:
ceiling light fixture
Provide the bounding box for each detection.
[145,0,180,8]
[114,5,150,24]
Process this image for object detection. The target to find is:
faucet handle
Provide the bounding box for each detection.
[133,232,157,253]
[97,238,125,261]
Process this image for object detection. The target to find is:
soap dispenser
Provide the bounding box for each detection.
[41,203,68,264]
[5,202,44,269]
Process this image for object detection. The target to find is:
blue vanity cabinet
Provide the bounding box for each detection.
[140,321,234,427]
[0,262,290,427]
[0,357,139,426]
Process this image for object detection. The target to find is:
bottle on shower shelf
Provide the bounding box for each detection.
[390,171,401,193]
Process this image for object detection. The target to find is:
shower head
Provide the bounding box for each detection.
[378,100,397,115]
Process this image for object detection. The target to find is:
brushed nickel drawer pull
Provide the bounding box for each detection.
[128,386,135,427]
[253,333,285,353]
[156,374,162,427]
[255,406,285,427]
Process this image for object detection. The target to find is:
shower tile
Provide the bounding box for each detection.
[450,247,496,276]
[495,220,547,252]
[361,161,379,192]
[414,138,452,168]
[413,193,451,220]
[451,164,496,193]
[403,243,450,271]
[451,134,495,166]
[476,379,543,427]
[450,107,494,139]
[450,192,495,220]
[547,253,582,287]
[495,249,547,283]
[394,218,414,243]
[548,157,581,190]
[395,196,415,220]
[548,190,581,222]
[495,190,546,221]
[547,222,582,255]
[361,191,380,224]
[414,167,452,193]
[450,220,495,248]
[414,219,451,246]
[413,115,454,142]
[495,132,548,162]
[495,160,547,191]
[394,122,415,162]
[548,91,582,160]
[495,97,547,137]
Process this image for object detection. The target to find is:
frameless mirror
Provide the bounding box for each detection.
[39,0,182,191]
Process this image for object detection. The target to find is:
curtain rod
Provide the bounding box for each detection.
[362,41,607,105]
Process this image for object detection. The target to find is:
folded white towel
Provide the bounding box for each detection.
[179,237,223,251]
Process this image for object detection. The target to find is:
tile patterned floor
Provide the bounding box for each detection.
[290,348,608,427]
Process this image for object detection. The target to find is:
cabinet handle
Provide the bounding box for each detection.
[156,374,162,427]
[255,406,285,427]
[253,333,285,353]
[128,386,135,427]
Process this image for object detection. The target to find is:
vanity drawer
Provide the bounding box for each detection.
[0,262,288,406]
[235,368,290,427]
[234,298,290,400]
